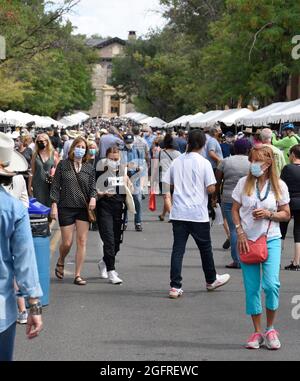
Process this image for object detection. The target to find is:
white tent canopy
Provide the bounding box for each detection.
[141,117,166,128]
[0,109,65,128]
[218,108,253,126]
[236,100,300,126]
[167,115,188,127]
[58,112,90,127]
[188,110,225,128]
[122,112,149,122]
[182,112,204,127]
[267,99,300,124]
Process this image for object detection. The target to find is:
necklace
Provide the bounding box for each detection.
[256,180,271,202]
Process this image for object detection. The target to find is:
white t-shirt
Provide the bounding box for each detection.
[232,177,290,241]
[163,152,216,222]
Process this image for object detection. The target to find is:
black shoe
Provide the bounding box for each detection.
[284,262,300,271]
[226,262,241,269]
[142,194,146,200]
[135,224,143,232]
[123,224,128,231]
[223,238,231,250]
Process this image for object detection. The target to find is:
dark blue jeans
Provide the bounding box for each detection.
[170,221,217,289]
[0,323,16,361]
[124,193,142,225]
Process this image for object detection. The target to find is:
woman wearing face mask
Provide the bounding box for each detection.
[95,147,131,285]
[50,137,97,286]
[232,146,290,350]
[28,133,60,207]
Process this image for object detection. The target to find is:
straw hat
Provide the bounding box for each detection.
[0,132,28,177]
[66,130,79,139]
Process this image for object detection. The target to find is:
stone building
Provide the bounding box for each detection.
[86,32,136,118]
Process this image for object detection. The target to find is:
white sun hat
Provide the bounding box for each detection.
[0,132,28,176]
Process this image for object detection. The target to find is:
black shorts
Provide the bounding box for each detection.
[58,208,89,227]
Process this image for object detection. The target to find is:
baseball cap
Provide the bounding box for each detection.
[282,122,295,130]
[124,133,134,144]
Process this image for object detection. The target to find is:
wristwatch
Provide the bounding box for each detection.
[29,301,42,316]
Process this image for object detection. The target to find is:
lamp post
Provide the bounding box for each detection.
[0,36,6,60]
[250,96,260,111]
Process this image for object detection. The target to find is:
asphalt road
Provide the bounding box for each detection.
[14,196,300,361]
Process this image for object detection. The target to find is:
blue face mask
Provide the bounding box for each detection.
[74,147,86,159]
[250,162,264,178]
[89,149,96,156]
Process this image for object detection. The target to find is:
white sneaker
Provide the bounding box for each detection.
[98,260,108,279]
[265,329,281,350]
[108,270,123,285]
[206,274,231,291]
[17,310,28,325]
[169,288,183,299]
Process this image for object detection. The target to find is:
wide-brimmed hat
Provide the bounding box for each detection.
[87,134,96,141]
[100,128,108,135]
[66,130,79,139]
[244,127,253,134]
[0,132,28,177]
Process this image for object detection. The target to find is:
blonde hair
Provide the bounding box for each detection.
[34,133,54,159]
[20,134,32,147]
[244,146,282,200]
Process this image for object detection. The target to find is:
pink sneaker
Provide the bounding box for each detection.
[169,288,183,299]
[265,329,281,350]
[245,332,264,349]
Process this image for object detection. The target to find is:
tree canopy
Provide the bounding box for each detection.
[112,0,300,121]
[0,0,96,117]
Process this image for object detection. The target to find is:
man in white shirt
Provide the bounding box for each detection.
[163,129,230,298]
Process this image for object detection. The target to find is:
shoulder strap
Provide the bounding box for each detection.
[163,149,174,162]
[70,161,88,205]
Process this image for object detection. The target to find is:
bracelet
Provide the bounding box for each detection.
[29,302,42,316]
[269,212,274,221]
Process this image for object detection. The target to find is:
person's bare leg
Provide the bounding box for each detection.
[251,314,262,333]
[74,220,89,278]
[58,224,75,265]
[293,243,300,265]
[266,309,277,329]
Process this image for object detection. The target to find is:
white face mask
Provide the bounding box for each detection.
[107,159,120,170]
[126,144,134,150]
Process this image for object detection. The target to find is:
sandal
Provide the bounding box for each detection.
[74,276,87,286]
[55,262,65,280]
[158,215,165,221]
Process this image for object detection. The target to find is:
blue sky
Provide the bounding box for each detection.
[56,0,167,39]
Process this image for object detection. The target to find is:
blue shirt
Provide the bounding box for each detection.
[174,137,187,154]
[206,137,224,169]
[121,147,142,189]
[100,134,123,158]
[0,186,43,333]
[144,135,155,151]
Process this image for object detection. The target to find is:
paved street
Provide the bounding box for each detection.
[15,197,300,361]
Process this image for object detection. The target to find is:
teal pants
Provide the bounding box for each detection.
[241,238,281,316]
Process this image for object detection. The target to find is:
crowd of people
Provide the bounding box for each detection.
[1,117,300,360]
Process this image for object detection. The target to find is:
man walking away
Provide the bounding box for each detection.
[163,129,230,299]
